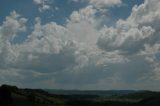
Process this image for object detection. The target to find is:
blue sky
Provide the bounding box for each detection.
[0,0,144,25]
[1,0,160,91]
[0,0,144,43]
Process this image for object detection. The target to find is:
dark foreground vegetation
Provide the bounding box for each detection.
[0,84,160,106]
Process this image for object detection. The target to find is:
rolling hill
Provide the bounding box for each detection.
[0,84,160,106]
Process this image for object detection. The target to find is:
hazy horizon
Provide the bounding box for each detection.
[1,0,160,91]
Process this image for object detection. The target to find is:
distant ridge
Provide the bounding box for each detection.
[45,89,138,96]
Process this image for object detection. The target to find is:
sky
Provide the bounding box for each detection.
[1,0,160,91]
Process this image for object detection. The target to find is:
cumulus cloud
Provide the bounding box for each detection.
[1,0,160,90]
[0,11,27,67]
[67,5,99,46]
[0,11,27,41]
[33,0,51,12]
[97,25,155,54]
[140,44,160,81]
[0,8,125,88]
[71,0,122,9]
[97,0,160,54]
[88,0,122,9]
[96,0,160,85]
